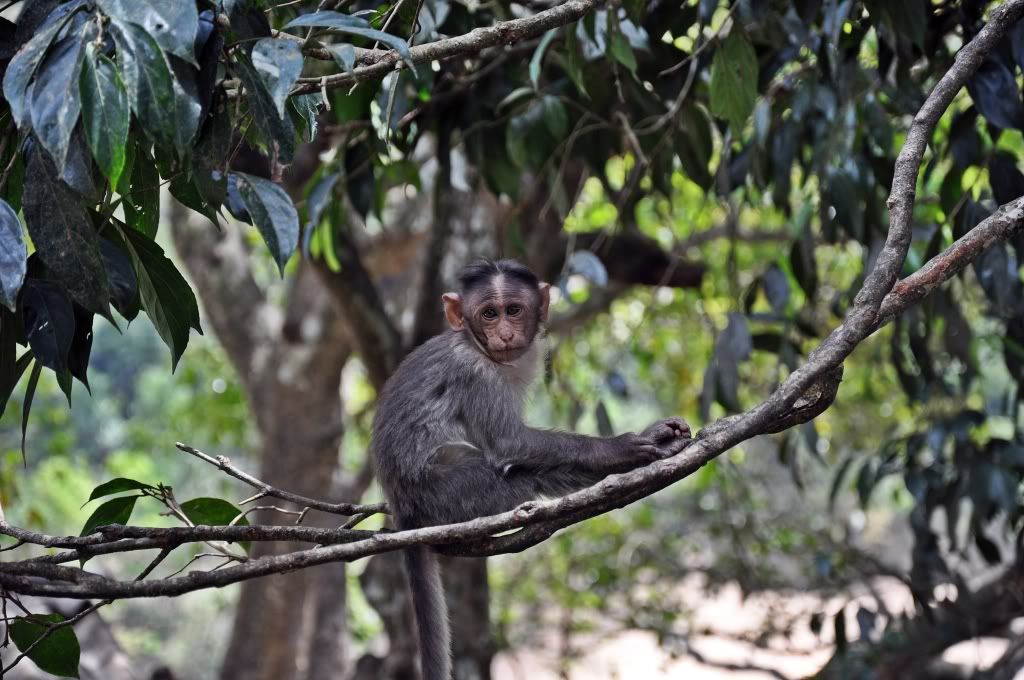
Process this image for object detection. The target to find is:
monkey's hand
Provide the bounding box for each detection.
[639,417,692,457]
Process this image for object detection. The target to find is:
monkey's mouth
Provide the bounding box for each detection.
[488,346,528,363]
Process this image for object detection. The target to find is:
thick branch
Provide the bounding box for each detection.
[288,0,600,96]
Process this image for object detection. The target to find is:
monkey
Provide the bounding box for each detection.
[371,259,692,680]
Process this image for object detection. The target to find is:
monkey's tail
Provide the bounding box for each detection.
[404,544,452,680]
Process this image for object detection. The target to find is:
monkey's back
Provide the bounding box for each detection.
[371,331,533,527]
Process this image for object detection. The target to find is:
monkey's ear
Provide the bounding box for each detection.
[538,282,551,322]
[442,293,465,330]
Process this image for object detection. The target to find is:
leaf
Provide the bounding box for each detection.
[116,225,202,369]
[80,47,130,187]
[289,93,322,143]
[22,150,110,315]
[967,60,1024,131]
[252,38,304,118]
[21,359,41,462]
[325,44,356,73]
[883,0,927,49]
[109,19,177,148]
[0,347,31,420]
[29,31,86,170]
[122,146,160,238]
[710,30,759,131]
[232,173,300,275]
[0,198,27,311]
[676,104,713,190]
[180,497,250,551]
[21,279,75,373]
[284,11,415,72]
[608,23,637,73]
[988,152,1024,205]
[234,56,296,162]
[762,264,791,313]
[166,55,204,152]
[85,477,155,504]
[529,29,557,89]
[67,305,93,389]
[2,17,64,127]
[99,237,140,321]
[96,0,199,63]
[9,614,81,679]
[540,95,568,139]
[80,494,138,537]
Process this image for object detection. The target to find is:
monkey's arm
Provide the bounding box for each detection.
[490,418,691,474]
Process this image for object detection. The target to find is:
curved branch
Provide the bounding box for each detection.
[287,0,600,96]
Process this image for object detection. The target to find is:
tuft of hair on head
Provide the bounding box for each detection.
[458,259,539,294]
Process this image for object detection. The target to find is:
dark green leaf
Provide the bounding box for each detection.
[988,152,1024,205]
[85,477,155,504]
[762,265,790,312]
[123,146,160,238]
[96,0,199,63]
[109,20,177,148]
[529,29,557,89]
[67,305,92,389]
[233,172,300,275]
[2,17,64,127]
[284,12,415,72]
[169,171,221,225]
[116,225,202,369]
[223,0,272,43]
[967,60,1024,131]
[608,23,637,73]
[80,494,138,537]
[289,93,322,143]
[22,149,110,315]
[21,279,75,373]
[710,30,758,131]
[21,359,41,462]
[166,55,204,152]
[0,342,31,420]
[99,236,140,321]
[252,38,304,118]
[676,104,713,189]
[234,56,296,162]
[80,47,130,187]
[30,31,86,170]
[9,614,81,679]
[180,497,250,551]
[0,198,27,311]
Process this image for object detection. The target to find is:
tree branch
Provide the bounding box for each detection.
[287,0,600,96]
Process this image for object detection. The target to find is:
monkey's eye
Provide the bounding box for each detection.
[506,304,522,316]
[482,308,498,320]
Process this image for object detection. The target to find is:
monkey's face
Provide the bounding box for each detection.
[443,275,551,363]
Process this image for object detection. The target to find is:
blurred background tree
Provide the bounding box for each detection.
[3,0,1024,678]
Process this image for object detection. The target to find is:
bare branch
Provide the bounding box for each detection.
[175,443,387,517]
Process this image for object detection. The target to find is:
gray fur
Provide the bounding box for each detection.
[371,262,690,680]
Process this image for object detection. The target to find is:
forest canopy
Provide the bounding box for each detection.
[4,0,1024,678]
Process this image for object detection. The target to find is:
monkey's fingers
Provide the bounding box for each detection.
[642,418,690,444]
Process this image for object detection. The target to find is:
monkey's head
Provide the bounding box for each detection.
[442,259,550,363]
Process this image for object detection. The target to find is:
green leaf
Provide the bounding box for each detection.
[325,43,356,73]
[114,225,202,369]
[99,237,141,321]
[284,11,415,72]
[109,19,177,148]
[252,38,305,118]
[21,359,40,462]
[529,29,558,89]
[180,497,250,552]
[0,350,31,420]
[608,25,637,74]
[122,146,160,238]
[563,24,588,98]
[85,477,155,505]
[232,172,300,275]
[710,30,759,131]
[21,279,76,373]
[30,31,86,170]
[80,47,130,188]
[2,17,64,127]
[540,95,568,139]
[0,198,27,311]
[234,56,296,162]
[96,0,199,63]
[9,614,81,679]
[676,104,713,190]
[80,494,138,537]
[289,93,322,143]
[22,147,111,316]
